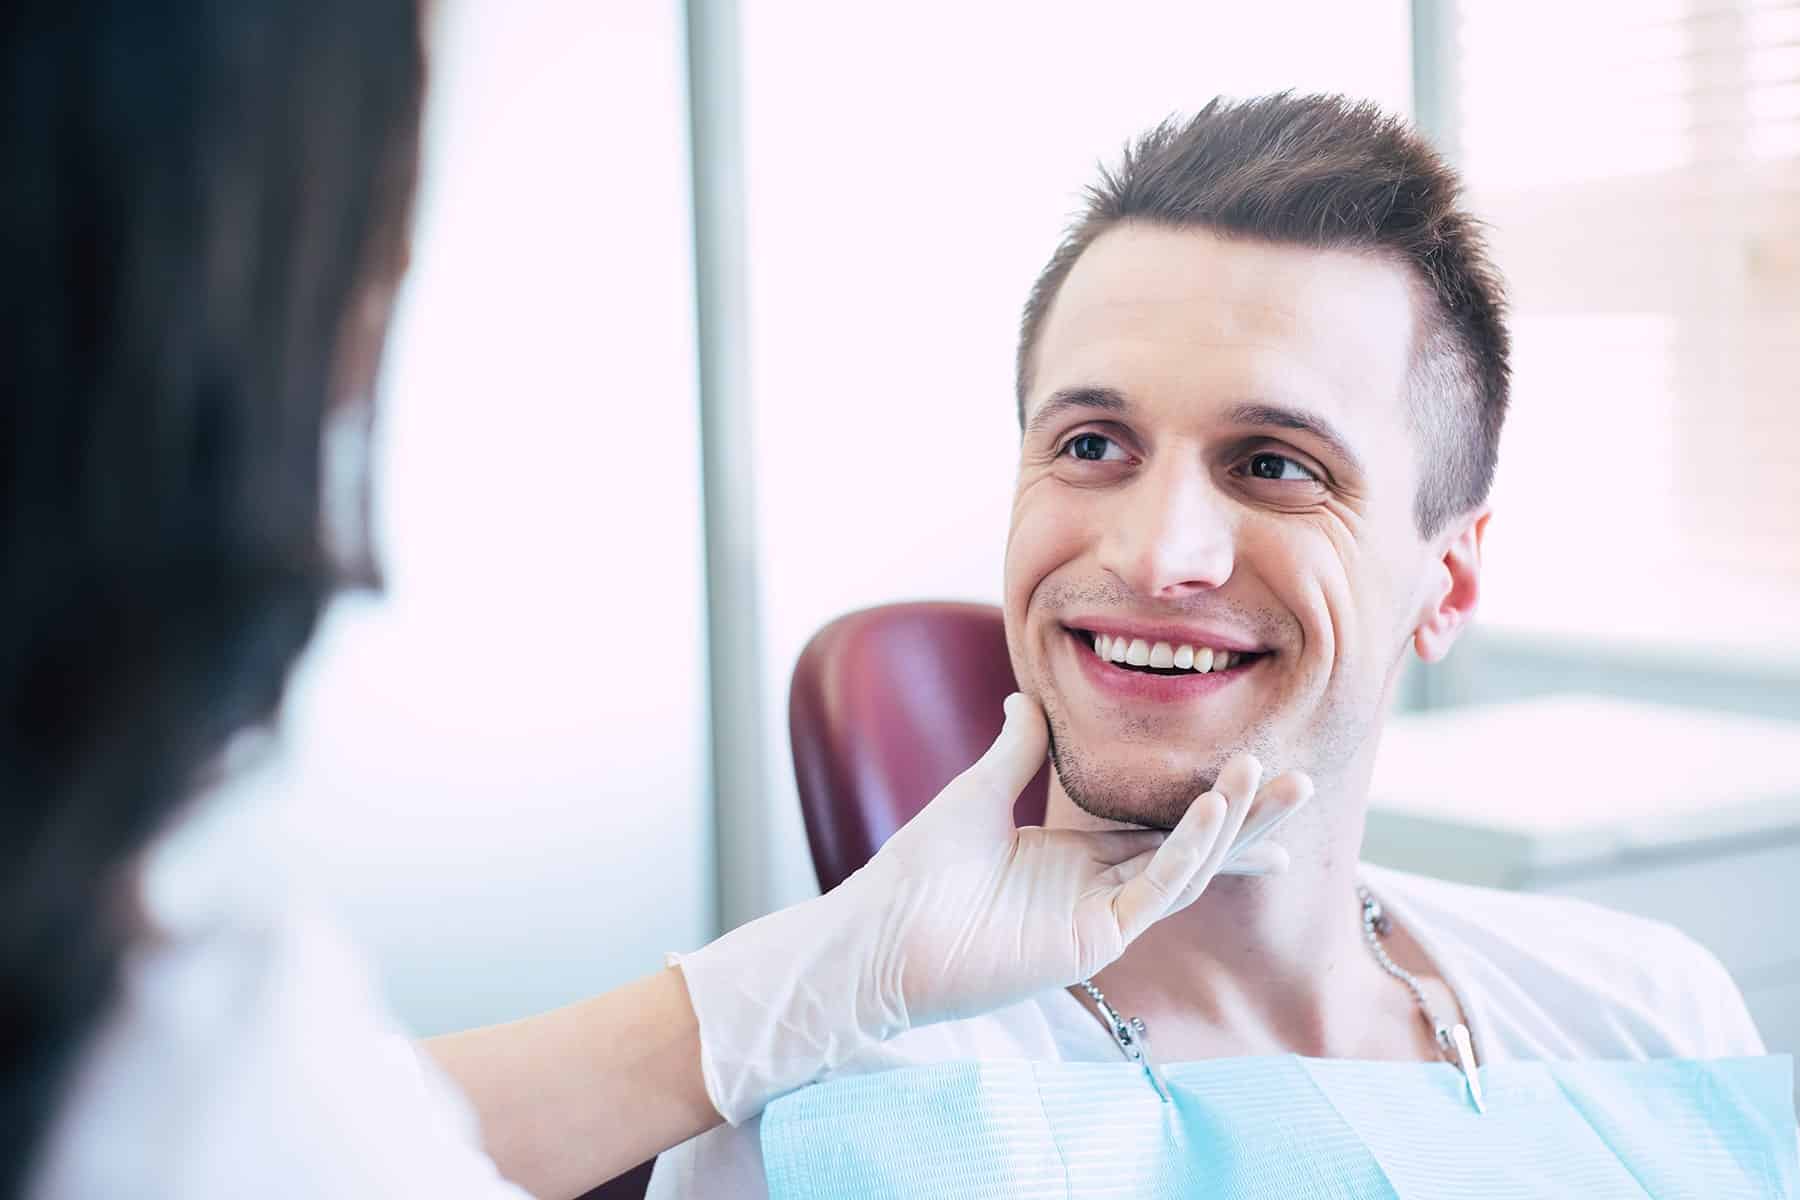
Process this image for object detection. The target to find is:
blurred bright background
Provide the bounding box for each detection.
[179,0,1796,1066]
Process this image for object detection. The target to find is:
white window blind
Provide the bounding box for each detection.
[1439,0,1800,654]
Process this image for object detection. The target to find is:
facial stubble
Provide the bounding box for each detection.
[1043,650,1387,831]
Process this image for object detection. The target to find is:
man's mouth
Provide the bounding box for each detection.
[1069,627,1271,677]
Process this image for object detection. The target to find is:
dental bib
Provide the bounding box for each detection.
[760,1055,1797,1199]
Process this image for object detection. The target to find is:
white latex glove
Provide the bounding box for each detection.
[673,692,1312,1124]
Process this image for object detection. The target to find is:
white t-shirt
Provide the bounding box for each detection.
[646,862,1771,1200]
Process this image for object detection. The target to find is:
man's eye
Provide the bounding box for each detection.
[1245,452,1316,482]
[1064,433,1123,462]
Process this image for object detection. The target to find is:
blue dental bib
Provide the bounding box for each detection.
[761,1055,1797,1198]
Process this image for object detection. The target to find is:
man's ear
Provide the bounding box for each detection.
[1412,509,1490,664]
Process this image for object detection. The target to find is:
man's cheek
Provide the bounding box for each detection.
[1001,535,1052,696]
[1003,511,1075,625]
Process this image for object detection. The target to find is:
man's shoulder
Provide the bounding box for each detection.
[1364,862,1762,1058]
[1364,860,1696,958]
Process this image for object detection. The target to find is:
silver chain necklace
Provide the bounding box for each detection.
[1079,883,1486,1113]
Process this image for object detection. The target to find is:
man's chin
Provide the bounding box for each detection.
[1039,691,1292,826]
[1047,737,1220,831]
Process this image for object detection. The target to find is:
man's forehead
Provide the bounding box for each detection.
[1025,224,1419,430]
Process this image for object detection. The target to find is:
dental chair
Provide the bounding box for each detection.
[789,601,1049,890]
[577,1160,654,1200]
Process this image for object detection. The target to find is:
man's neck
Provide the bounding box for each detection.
[1045,765,1406,1060]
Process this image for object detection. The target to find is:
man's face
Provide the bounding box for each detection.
[1005,224,1437,828]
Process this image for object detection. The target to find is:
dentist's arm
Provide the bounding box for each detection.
[426,694,1309,1199]
[425,966,715,1199]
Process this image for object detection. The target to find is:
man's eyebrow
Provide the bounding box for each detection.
[1023,387,1128,436]
[1227,402,1365,477]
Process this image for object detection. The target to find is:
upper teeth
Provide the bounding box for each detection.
[1093,634,1241,673]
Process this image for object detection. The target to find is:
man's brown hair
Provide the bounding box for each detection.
[1016,92,1510,537]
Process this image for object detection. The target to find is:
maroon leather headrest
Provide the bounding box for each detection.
[789,602,1050,892]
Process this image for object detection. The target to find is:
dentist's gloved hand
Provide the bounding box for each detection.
[672,693,1312,1124]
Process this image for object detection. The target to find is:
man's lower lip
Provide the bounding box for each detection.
[1064,628,1262,699]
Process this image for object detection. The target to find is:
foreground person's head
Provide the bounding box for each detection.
[1003,93,1510,829]
[1,3,423,1190]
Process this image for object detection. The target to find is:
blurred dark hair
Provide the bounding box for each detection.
[0,2,423,1191]
[1016,93,1510,537]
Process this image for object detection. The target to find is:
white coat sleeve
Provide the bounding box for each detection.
[31,911,533,1200]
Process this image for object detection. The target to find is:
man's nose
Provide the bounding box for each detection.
[1097,461,1236,598]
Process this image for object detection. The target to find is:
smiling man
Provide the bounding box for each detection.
[647,94,1776,1199]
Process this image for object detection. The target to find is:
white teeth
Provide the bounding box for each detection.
[1093,632,1255,673]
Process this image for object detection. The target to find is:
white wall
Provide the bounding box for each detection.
[267,0,713,1035]
[730,1,1418,923]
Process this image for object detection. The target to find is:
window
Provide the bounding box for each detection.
[1428,0,1800,652]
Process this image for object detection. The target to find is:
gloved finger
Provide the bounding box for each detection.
[1211,753,1266,823]
[1191,753,1263,884]
[1101,752,1260,928]
[1229,770,1314,855]
[1118,834,1287,891]
[1165,771,1310,906]
[1163,841,1291,916]
[945,691,1049,828]
[1103,756,1266,906]
[1107,790,1229,944]
[1215,840,1290,878]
